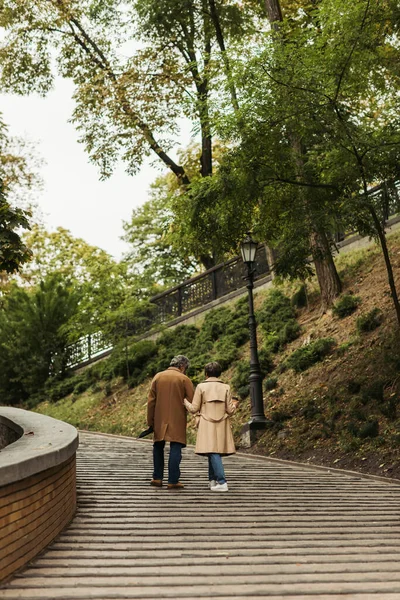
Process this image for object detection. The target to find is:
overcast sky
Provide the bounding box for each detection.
[1,77,190,260]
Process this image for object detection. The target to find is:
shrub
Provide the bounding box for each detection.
[359,420,379,439]
[73,380,91,395]
[291,284,308,309]
[332,294,360,318]
[348,379,361,394]
[270,409,292,423]
[214,338,240,370]
[264,376,278,391]
[361,380,386,403]
[237,385,250,399]
[46,377,78,402]
[285,338,336,373]
[356,308,384,333]
[258,289,301,353]
[258,348,274,376]
[232,361,250,391]
[110,340,158,381]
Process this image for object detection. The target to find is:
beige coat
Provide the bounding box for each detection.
[147,367,194,446]
[184,377,237,456]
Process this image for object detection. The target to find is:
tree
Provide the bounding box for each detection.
[0,181,32,275]
[122,181,199,287]
[0,110,42,278]
[0,0,261,268]
[260,0,342,306]
[213,0,400,315]
[0,274,79,403]
[20,225,140,339]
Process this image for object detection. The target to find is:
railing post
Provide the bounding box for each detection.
[211,270,218,300]
[177,286,183,316]
[87,334,91,362]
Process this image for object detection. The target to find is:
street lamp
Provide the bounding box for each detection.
[240,233,268,445]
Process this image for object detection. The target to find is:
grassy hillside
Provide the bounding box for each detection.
[35,231,400,479]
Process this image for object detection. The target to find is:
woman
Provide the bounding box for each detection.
[184,361,238,492]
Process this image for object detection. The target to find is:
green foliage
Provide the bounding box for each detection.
[356,308,384,333]
[231,361,250,398]
[105,340,158,384]
[332,294,360,318]
[285,338,336,373]
[361,380,385,404]
[0,275,80,404]
[122,184,199,286]
[257,289,301,353]
[0,182,32,273]
[264,376,278,391]
[291,284,308,309]
[349,419,380,440]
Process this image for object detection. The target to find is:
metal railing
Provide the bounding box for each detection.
[65,179,400,370]
[65,245,270,369]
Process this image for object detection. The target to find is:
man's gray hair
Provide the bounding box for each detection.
[170,355,190,370]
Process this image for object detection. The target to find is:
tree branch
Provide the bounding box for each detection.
[48,0,190,185]
[334,0,371,102]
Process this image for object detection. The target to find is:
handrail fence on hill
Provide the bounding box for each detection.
[66,179,400,370]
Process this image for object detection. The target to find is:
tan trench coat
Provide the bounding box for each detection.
[184,377,237,456]
[147,367,194,446]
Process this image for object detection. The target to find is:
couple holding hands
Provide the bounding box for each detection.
[146,355,239,492]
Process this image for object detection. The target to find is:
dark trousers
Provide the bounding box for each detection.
[153,441,184,484]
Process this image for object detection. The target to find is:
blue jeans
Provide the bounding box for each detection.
[208,453,226,484]
[153,441,184,484]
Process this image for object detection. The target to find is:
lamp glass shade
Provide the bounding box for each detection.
[240,233,258,265]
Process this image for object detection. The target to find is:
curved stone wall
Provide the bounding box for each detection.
[0,408,79,583]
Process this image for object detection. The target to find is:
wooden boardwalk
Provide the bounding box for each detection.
[2,431,400,599]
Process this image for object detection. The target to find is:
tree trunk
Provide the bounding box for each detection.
[263,0,341,307]
[264,0,283,27]
[310,229,342,308]
[368,200,400,325]
[208,0,239,112]
[265,245,278,279]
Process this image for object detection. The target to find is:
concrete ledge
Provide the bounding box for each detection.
[0,415,23,450]
[0,407,79,487]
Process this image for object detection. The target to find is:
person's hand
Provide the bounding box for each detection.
[232,399,239,409]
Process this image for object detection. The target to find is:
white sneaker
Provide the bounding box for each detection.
[211,482,228,492]
[209,480,217,489]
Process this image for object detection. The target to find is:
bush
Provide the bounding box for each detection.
[73,380,91,395]
[258,289,301,353]
[258,348,274,376]
[109,340,158,382]
[232,360,250,391]
[237,385,250,399]
[291,284,308,309]
[214,337,240,370]
[264,376,278,391]
[285,338,336,373]
[361,380,385,403]
[359,420,379,439]
[332,294,360,318]
[46,377,79,402]
[356,308,384,333]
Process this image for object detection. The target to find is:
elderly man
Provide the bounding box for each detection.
[147,355,194,489]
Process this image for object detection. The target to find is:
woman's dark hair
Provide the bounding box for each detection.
[205,361,222,378]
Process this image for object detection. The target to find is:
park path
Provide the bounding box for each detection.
[2,431,400,599]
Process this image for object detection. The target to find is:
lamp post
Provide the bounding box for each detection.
[240,233,268,445]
